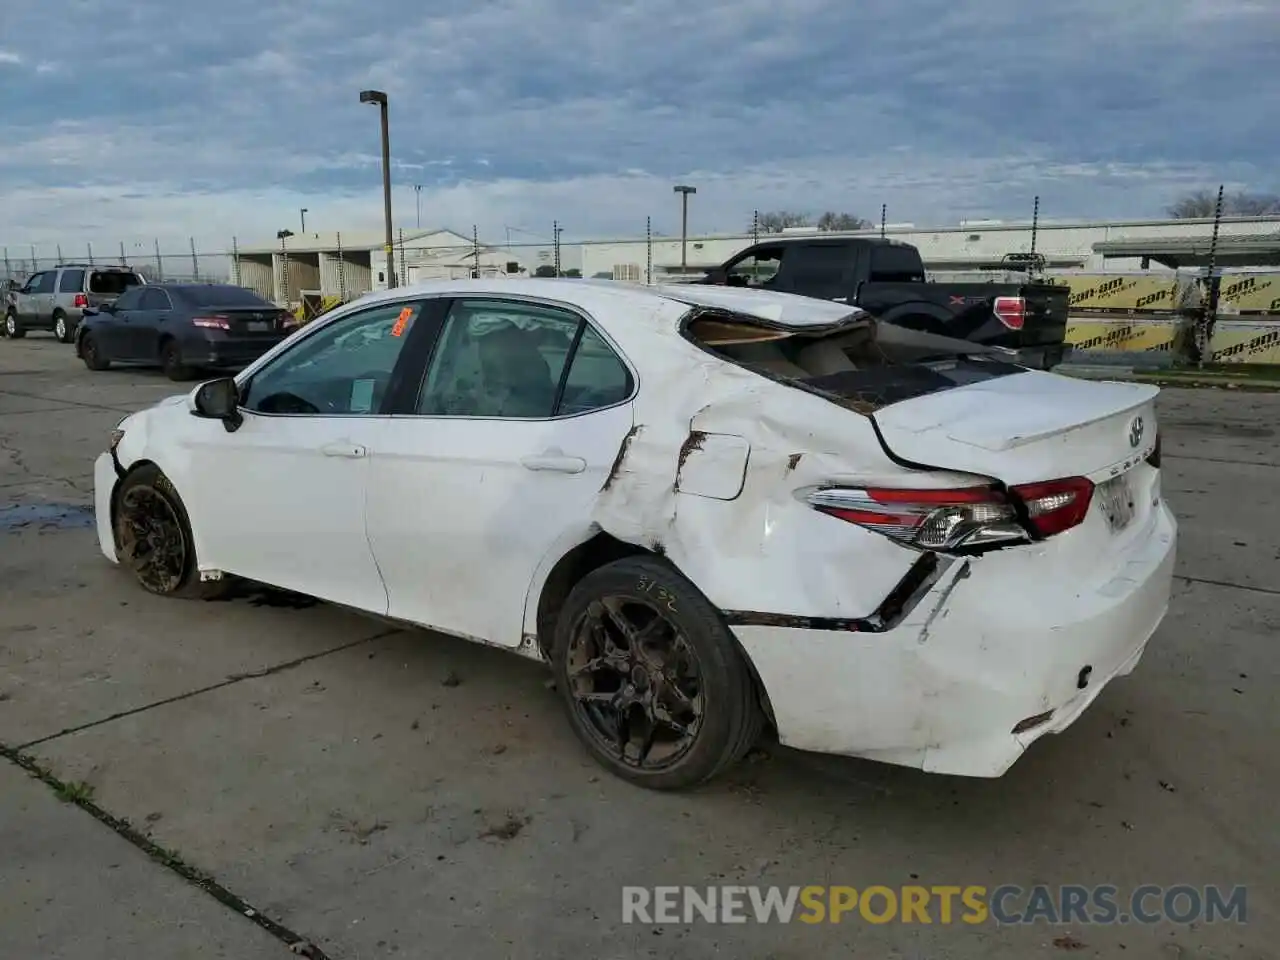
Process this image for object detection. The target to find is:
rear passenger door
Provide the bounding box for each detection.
[364,296,636,648]
[127,287,172,358]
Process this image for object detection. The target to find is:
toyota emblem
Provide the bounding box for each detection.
[1129,416,1145,449]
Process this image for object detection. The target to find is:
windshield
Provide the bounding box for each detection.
[179,286,273,308]
[89,271,142,295]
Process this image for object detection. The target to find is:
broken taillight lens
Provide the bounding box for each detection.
[993,295,1026,330]
[1009,477,1094,538]
[808,486,1029,551]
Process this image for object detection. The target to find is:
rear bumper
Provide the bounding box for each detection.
[732,501,1177,777]
[182,335,286,368]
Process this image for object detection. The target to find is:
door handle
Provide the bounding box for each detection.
[321,441,367,459]
[521,453,586,474]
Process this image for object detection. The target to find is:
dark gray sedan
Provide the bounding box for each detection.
[75,283,296,380]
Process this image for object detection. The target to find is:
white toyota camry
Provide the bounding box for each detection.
[94,278,1175,789]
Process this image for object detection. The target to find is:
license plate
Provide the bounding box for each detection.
[1098,474,1135,532]
[246,321,269,332]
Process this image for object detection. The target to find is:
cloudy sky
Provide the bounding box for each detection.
[1,0,1277,255]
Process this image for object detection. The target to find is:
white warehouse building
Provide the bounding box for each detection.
[577,215,1280,281]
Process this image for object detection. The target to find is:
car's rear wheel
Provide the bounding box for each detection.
[4,310,25,339]
[53,311,73,343]
[81,333,110,370]
[161,339,194,381]
[552,556,763,790]
[113,464,229,599]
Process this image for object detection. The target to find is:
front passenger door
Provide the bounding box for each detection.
[177,299,433,612]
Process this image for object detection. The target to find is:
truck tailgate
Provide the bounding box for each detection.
[1020,282,1070,347]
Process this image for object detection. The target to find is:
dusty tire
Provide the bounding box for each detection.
[81,333,110,370]
[552,555,763,790]
[112,464,230,600]
[161,340,194,381]
[4,311,24,339]
[53,311,73,343]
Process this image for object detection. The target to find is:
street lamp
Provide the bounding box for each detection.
[673,184,696,273]
[360,89,396,288]
[300,208,308,233]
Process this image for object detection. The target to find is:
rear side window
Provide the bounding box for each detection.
[178,286,273,308]
[140,288,171,310]
[868,245,925,283]
[57,269,85,293]
[558,324,632,415]
[89,271,142,295]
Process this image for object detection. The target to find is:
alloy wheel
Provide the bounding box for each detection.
[116,485,189,594]
[565,595,705,770]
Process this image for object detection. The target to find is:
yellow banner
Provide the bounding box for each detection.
[1064,319,1178,352]
[1216,273,1280,313]
[1056,275,1181,312]
[1209,324,1280,363]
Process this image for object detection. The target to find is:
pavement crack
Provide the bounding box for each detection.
[1176,574,1280,596]
[0,388,137,415]
[15,628,400,752]
[1164,453,1280,468]
[0,744,335,960]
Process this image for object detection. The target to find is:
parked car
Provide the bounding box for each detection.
[699,237,1071,368]
[4,264,145,342]
[76,283,295,380]
[93,278,1174,789]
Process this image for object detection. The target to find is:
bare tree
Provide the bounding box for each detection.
[1168,189,1280,219]
[817,212,871,231]
[753,211,812,233]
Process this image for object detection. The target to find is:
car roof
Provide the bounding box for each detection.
[350,277,867,331]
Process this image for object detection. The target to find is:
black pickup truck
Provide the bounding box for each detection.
[699,236,1070,369]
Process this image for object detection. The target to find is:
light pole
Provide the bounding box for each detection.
[300,208,308,233]
[360,89,396,288]
[673,184,696,273]
[414,184,422,228]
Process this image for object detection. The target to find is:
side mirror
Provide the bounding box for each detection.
[192,377,243,432]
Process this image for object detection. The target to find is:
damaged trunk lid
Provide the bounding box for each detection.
[870,370,1159,485]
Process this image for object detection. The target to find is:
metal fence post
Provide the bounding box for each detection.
[336,231,347,302]
[279,233,290,306]
[646,216,652,285]
[86,242,94,266]
[1030,195,1040,259]
[553,221,561,277]
[56,244,64,265]
[397,227,408,286]
[1198,185,1225,368]
[190,238,200,281]
[752,210,759,247]
[30,245,37,271]
[472,224,480,278]
[119,241,127,266]
[231,236,241,287]
[880,204,887,239]
[2,247,10,283]
[155,239,164,281]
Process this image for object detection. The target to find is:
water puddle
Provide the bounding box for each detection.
[0,501,96,532]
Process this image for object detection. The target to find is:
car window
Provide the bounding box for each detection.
[725,247,784,288]
[20,273,43,293]
[416,299,581,418]
[556,324,633,415]
[34,272,57,294]
[139,288,170,310]
[57,269,86,293]
[242,300,422,416]
[868,245,925,283]
[112,288,146,311]
[178,286,272,308]
[89,271,142,295]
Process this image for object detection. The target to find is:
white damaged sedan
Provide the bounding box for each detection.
[94,278,1175,789]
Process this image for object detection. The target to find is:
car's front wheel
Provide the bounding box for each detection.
[4,310,24,339]
[552,556,764,790]
[113,464,229,599]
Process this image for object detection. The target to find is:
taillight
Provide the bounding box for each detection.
[807,486,1029,551]
[280,311,299,330]
[993,295,1026,330]
[73,293,88,308]
[192,316,230,330]
[1009,477,1094,538]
